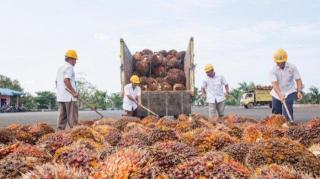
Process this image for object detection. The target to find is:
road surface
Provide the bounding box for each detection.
[0,105,319,128]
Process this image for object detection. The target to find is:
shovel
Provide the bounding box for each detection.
[65,88,104,119]
[282,100,294,123]
[139,103,159,117]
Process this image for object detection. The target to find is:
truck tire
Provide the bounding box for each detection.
[247,103,254,109]
[244,105,248,109]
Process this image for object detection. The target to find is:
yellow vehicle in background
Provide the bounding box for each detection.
[240,86,272,109]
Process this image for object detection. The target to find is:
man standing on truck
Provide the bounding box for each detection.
[123,75,141,116]
[56,49,79,130]
[270,49,303,123]
[201,64,229,118]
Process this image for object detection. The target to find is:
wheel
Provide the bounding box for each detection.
[269,103,272,108]
[247,103,254,109]
[244,105,248,109]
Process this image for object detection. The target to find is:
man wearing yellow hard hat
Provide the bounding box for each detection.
[123,75,142,116]
[201,64,229,118]
[270,48,303,123]
[55,49,79,130]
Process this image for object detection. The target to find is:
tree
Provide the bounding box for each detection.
[20,93,36,111]
[192,87,205,106]
[89,90,108,110]
[0,74,23,91]
[309,87,320,104]
[106,93,123,109]
[34,91,57,110]
[238,82,255,93]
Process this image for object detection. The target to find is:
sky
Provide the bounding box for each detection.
[0,0,319,94]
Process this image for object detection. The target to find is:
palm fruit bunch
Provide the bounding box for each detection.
[0,142,48,161]
[252,164,312,179]
[12,142,49,161]
[69,126,104,144]
[169,151,250,179]
[227,126,243,139]
[111,116,140,131]
[117,130,149,147]
[4,123,55,145]
[5,124,35,144]
[246,138,320,178]
[155,118,178,129]
[53,145,99,174]
[308,144,320,158]
[28,123,55,140]
[189,129,237,153]
[223,143,254,164]
[37,131,73,155]
[301,118,320,147]
[179,128,205,145]
[124,122,151,133]
[92,118,116,126]
[285,120,320,147]
[0,128,16,145]
[98,146,117,161]
[259,115,286,128]
[147,141,198,173]
[93,147,150,179]
[257,125,285,139]
[0,143,20,160]
[139,115,159,126]
[72,138,106,152]
[223,114,258,127]
[0,153,43,179]
[93,125,122,146]
[147,127,179,145]
[132,48,186,91]
[22,163,88,179]
[242,124,263,143]
[175,114,211,133]
[79,120,95,126]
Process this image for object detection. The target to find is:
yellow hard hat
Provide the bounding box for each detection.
[274,48,288,63]
[65,49,78,60]
[130,75,140,84]
[204,64,214,72]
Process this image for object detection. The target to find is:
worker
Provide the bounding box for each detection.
[55,49,79,130]
[270,48,303,123]
[201,64,229,118]
[123,75,142,116]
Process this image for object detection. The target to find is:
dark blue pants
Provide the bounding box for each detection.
[272,92,296,122]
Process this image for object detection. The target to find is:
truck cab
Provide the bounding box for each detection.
[240,93,255,108]
[240,86,273,109]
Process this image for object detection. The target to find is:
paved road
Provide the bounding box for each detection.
[0,105,319,128]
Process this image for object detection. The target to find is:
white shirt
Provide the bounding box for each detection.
[270,62,301,99]
[56,62,77,102]
[202,75,228,103]
[123,83,141,111]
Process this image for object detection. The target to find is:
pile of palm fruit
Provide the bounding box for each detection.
[0,115,319,178]
[132,49,187,91]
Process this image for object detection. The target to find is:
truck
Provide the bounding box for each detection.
[240,86,272,109]
[120,37,195,117]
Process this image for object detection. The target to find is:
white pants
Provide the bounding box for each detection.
[208,100,225,117]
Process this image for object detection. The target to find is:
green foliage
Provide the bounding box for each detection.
[0,74,23,91]
[34,91,57,110]
[20,93,36,111]
[192,87,205,106]
[299,86,320,104]
[106,93,123,109]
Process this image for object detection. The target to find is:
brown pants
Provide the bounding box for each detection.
[57,101,79,130]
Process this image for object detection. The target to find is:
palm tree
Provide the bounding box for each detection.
[238,82,255,92]
[309,87,320,104]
